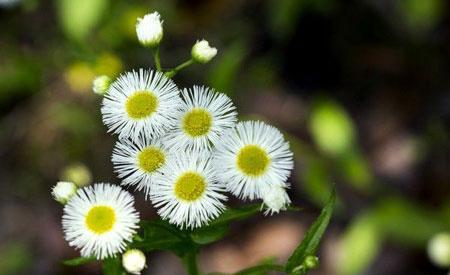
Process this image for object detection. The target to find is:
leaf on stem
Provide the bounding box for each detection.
[63,256,96,266]
[285,188,336,274]
[102,256,123,275]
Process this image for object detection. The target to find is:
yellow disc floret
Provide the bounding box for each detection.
[125,91,158,119]
[174,172,206,201]
[138,147,165,173]
[237,145,270,176]
[85,206,116,234]
[182,108,212,137]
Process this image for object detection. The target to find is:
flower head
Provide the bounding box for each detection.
[214,121,294,200]
[164,86,237,152]
[101,69,180,141]
[92,75,112,95]
[261,184,291,215]
[112,137,171,197]
[52,181,77,204]
[191,40,217,64]
[150,152,227,229]
[122,249,146,275]
[62,183,139,259]
[136,12,163,47]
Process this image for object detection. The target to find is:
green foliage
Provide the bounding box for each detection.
[207,41,247,96]
[0,243,33,275]
[337,214,381,275]
[309,99,355,156]
[399,0,445,33]
[102,256,124,275]
[63,256,96,266]
[58,0,109,41]
[285,188,336,274]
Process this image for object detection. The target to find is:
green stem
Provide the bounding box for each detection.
[183,251,200,275]
[152,46,162,71]
[164,59,194,78]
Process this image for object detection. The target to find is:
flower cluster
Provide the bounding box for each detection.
[53,10,294,273]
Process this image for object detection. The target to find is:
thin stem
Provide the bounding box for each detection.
[152,46,162,71]
[164,59,194,78]
[183,251,200,275]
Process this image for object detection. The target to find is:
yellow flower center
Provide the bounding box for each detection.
[125,91,158,119]
[85,206,116,234]
[174,172,206,201]
[138,146,165,173]
[182,108,212,137]
[237,145,270,176]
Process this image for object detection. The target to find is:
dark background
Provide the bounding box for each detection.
[0,0,449,274]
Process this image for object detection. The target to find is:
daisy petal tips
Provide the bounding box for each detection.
[101,69,181,141]
[62,183,140,259]
[214,121,294,200]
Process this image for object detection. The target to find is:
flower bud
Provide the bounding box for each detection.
[61,163,92,187]
[428,233,450,268]
[122,249,146,275]
[51,181,77,204]
[261,184,291,215]
[191,40,217,64]
[92,75,111,95]
[136,12,163,47]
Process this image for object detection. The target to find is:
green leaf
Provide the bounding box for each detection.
[133,220,192,256]
[336,213,381,275]
[58,0,109,41]
[190,224,229,245]
[207,204,261,227]
[285,188,336,274]
[233,263,285,275]
[102,256,123,275]
[63,256,96,266]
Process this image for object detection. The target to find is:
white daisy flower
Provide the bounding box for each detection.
[136,12,163,47]
[214,121,294,200]
[62,183,140,259]
[101,69,180,141]
[150,152,227,229]
[164,86,237,152]
[260,183,291,215]
[112,137,170,197]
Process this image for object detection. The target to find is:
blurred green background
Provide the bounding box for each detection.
[0,0,449,274]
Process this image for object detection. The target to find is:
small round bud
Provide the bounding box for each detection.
[191,40,217,64]
[136,12,163,47]
[51,181,77,204]
[92,75,111,95]
[428,233,450,268]
[303,255,319,270]
[261,184,291,215]
[61,163,92,187]
[122,249,146,275]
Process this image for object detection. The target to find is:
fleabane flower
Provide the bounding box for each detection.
[150,152,227,229]
[52,181,77,204]
[214,121,294,200]
[165,86,237,152]
[62,183,139,259]
[191,40,217,64]
[92,75,111,95]
[122,249,146,275]
[428,233,450,268]
[260,184,291,215]
[136,12,163,47]
[101,69,180,141]
[112,137,171,197]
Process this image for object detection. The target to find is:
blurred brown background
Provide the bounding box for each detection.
[0,0,449,274]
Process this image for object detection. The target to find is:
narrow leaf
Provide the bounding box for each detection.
[63,256,96,266]
[207,204,261,227]
[190,224,229,245]
[285,188,336,273]
[102,256,123,275]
